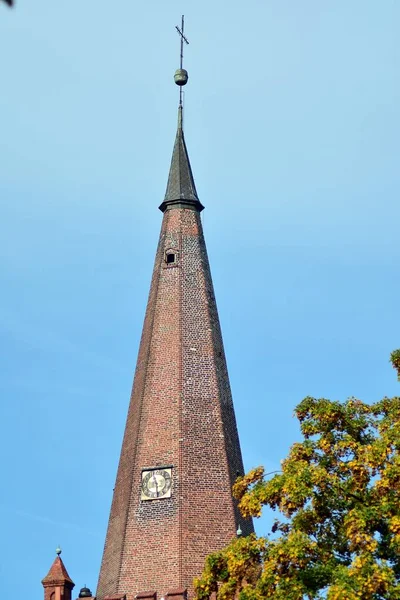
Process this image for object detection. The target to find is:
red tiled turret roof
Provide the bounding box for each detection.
[42,556,74,586]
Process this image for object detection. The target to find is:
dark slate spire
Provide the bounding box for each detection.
[159,17,203,213]
[159,105,204,213]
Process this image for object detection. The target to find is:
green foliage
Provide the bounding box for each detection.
[195,354,400,600]
[391,349,400,381]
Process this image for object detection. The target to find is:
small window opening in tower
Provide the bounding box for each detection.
[166,253,176,264]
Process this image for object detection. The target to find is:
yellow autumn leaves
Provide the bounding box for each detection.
[195,387,400,600]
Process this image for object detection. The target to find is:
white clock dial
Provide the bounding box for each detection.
[141,468,172,500]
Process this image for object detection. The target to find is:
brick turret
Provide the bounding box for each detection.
[42,550,75,600]
[96,97,253,600]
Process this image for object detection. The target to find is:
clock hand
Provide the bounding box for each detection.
[152,473,159,497]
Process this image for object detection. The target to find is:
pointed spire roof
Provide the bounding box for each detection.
[42,555,75,587]
[159,105,204,213]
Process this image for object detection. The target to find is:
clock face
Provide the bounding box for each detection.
[141,468,172,500]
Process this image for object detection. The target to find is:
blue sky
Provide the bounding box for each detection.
[1,1,399,597]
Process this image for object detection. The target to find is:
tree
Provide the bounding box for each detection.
[391,350,400,381]
[195,352,400,600]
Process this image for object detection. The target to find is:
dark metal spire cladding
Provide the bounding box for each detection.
[159,105,204,213]
[159,16,204,213]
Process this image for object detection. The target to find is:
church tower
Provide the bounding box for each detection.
[96,18,253,600]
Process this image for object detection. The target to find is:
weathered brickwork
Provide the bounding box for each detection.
[96,205,253,600]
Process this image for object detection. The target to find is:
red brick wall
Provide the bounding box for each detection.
[96,207,253,600]
[43,583,73,600]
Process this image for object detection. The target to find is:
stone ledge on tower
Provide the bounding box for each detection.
[135,592,156,600]
[104,596,126,600]
[165,588,188,600]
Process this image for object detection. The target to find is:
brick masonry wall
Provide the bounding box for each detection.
[96,206,253,600]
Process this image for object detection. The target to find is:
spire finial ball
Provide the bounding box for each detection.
[174,69,188,86]
[55,546,62,556]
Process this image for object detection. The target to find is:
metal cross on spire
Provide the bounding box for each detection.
[175,15,189,70]
[175,15,189,107]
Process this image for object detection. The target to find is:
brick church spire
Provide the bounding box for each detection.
[96,17,253,600]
